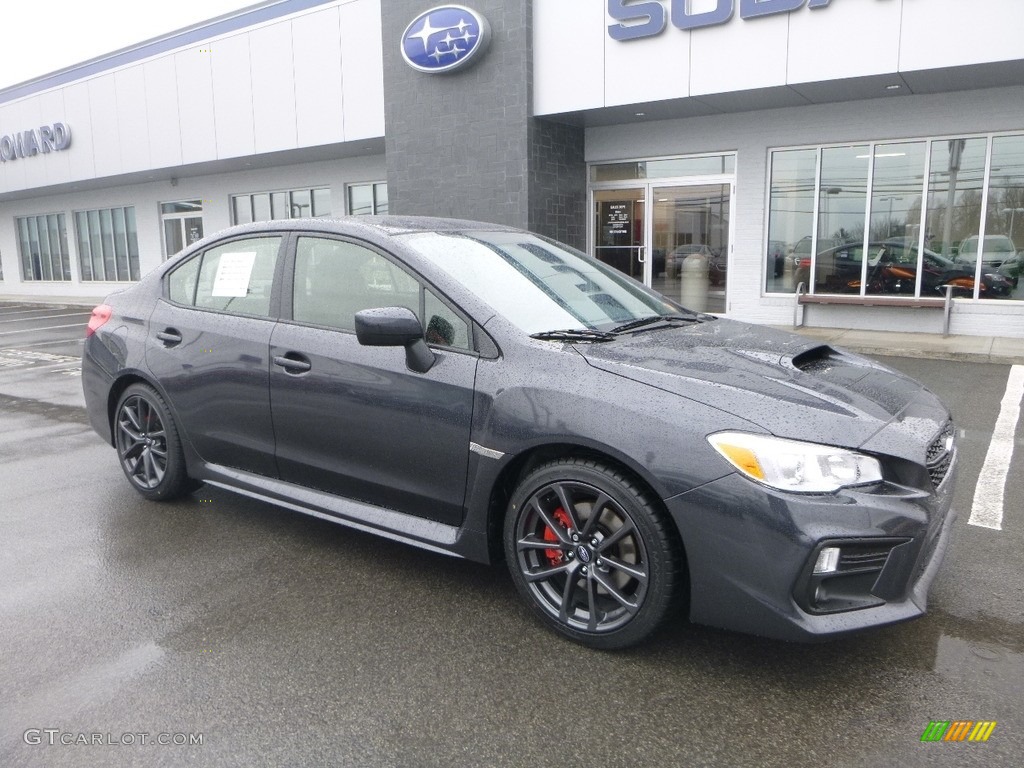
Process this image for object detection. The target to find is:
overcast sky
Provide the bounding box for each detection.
[1,0,258,91]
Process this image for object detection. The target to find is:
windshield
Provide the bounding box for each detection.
[402,230,683,334]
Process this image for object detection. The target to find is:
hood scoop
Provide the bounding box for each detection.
[790,345,841,374]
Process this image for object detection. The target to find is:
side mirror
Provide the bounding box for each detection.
[355,306,435,373]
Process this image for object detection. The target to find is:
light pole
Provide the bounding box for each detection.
[878,196,904,239]
[1002,207,1024,243]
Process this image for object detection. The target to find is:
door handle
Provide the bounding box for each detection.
[156,329,182,346]
[637,246,646,263]
[273,354,312,373]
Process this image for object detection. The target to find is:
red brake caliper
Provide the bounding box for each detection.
[542,508,572,565]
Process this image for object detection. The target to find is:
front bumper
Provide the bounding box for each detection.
[665,459,956,642]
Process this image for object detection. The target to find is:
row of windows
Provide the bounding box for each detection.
[229,182,388,226]
[766,132,1024,301]
[16,210,139,283]
[7,182,388,282]
[168,234,470,349]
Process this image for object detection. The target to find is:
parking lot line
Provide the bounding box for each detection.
[0,312,91,324]
[969,364,1024,531]
[0,323,88,336]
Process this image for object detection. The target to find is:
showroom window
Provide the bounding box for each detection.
[231,187,331,224]
[766,133,1024,301]
[347,182,388,215]
[75,206,141,282]
[16,213,71,281]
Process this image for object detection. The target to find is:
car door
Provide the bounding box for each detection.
[146,234,285,476]
[268,234,478,526]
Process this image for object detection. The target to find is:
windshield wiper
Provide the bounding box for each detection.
[610,313,702,334]
[530,329,616,342]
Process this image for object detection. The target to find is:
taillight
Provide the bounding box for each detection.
[86,304,112,337]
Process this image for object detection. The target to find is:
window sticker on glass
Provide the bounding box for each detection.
[211,252,257,297]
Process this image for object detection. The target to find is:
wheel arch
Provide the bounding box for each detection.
[106,372,169,447]
[485,442,688,574]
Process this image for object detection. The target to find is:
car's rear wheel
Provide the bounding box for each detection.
[114,383,194,501]
[504,458,682,649]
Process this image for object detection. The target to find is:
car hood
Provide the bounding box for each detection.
[577,318,949,462]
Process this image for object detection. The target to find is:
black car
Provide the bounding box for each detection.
[795,240,1012,297]
[83,217,957,648]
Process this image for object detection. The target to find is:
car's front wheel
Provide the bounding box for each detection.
[114,383,194,501]
[504,458,682,649]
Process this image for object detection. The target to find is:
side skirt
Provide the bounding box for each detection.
[200,463,465,559]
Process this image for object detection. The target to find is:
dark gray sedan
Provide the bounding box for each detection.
[83,217,957,648]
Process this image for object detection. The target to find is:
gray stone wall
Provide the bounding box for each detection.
[381,1,586,246]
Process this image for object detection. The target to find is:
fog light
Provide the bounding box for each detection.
[813,547,841,574]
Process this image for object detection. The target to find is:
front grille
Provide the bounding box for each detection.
[926,421,955,488]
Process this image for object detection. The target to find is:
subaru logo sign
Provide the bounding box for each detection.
[400,5,491,74]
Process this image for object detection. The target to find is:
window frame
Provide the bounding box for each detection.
[280,232,478,355]
[16,211,71,282]
[163,233,289,321]
[764,130,1024,303]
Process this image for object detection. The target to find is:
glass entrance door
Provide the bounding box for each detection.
[593,189,645,282]
[592,183,731,313]
[160,200,205,260]
[652,184,730,314]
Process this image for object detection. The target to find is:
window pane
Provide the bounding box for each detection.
[125,207,140,281]
[293,237,419,330]
[76,212,93,281]
[29,217,48,280]
[88,210,104,280]
[252,193,271,223]
[767,149,816,293]
[374,183,389,215]
[111,208,129,281]
[646,155,735,178]
[813,146,869,294]
[232,195,253,225]
[312,188,331,217]
[590,162,644,182]
[290,190,312,218]
[271,192,289,220]
[348,184,373,216]
[866,142,927,296]
[99,209,116,281]
[424,288,470,350]
[194,237,282,316]
[161,200,203,215]
[924,137,987,262]
[984,134,1024,299]
[168,254,202,305]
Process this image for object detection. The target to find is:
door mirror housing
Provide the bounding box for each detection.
[355,306,435,373]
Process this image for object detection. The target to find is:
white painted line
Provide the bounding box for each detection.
[0,312,91,324]
[0,338,85,349]
[969,364,1024,530]
[0,323,87,336]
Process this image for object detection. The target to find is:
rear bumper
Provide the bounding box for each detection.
[664,461,957,642]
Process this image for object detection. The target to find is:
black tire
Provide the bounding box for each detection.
[504,458,682,649]
[114,383,195,501]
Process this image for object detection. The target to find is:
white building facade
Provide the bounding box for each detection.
[2,0,1023,337]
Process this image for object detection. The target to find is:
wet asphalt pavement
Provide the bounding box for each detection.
[0,303,1021,767]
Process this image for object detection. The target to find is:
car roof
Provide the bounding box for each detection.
[215,215,521,240]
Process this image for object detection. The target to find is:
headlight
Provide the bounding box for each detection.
[707,432,882,493]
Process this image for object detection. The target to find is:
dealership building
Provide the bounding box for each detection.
[1,0,1023,337]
